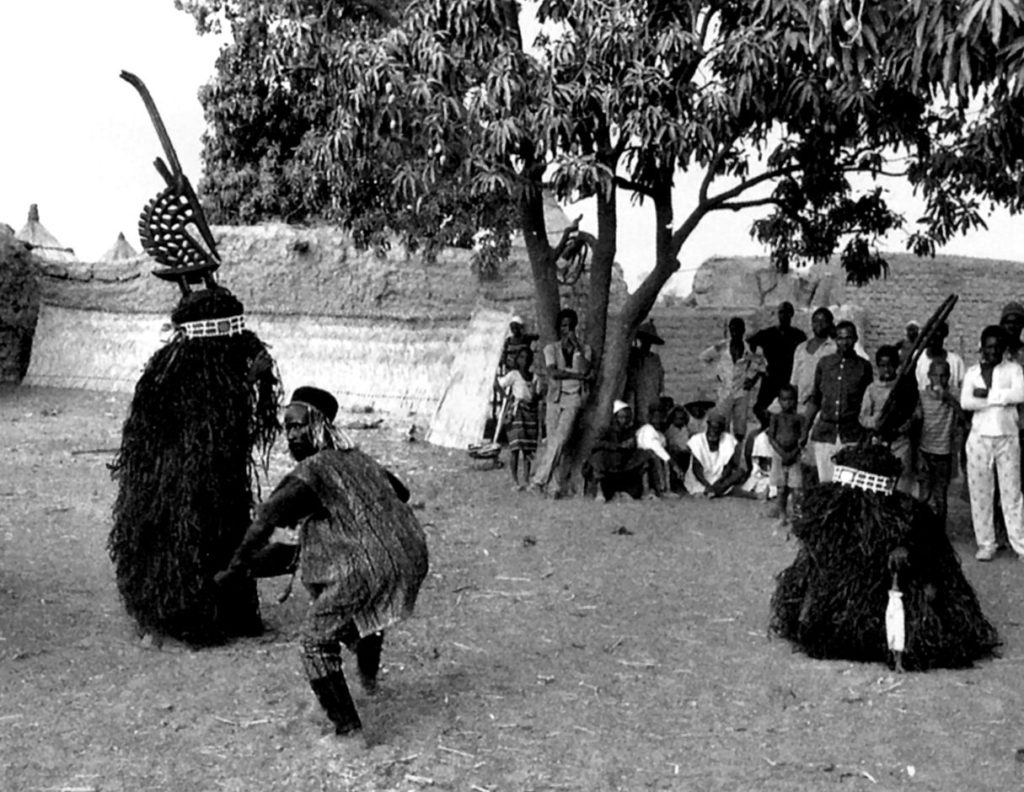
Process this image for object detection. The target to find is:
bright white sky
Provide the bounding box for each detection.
[2,1,1021,296]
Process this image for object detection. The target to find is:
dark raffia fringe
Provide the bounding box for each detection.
[108,288,281,645]
[770,482,999,671]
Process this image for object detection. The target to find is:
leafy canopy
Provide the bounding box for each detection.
[181,0,1024,291]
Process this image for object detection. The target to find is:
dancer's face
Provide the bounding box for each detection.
[284,404,315,461]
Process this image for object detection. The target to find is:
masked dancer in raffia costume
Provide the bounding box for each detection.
[770,296,999,672]
[108,73,281,646]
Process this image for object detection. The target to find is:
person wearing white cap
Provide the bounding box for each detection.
[894,319,921,362]
[587,401,655,502]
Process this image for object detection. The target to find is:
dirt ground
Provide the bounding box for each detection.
[3,385,1024,792]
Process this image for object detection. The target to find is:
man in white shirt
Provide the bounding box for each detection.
[960,325,1024,561]
[684,410,746,497]
[635,402,687,496]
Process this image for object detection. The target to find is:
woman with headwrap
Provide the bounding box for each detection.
[216,386,428,738]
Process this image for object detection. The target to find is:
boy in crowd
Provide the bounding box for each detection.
[766,383,806,527]
[918,358,961,530]
[860,344,916,494]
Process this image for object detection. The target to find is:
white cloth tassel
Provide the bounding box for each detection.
[886,589,905,653]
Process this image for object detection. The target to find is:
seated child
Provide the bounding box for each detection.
[740,430,778,501]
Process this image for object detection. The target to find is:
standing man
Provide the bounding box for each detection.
[624,320,666,425]
[801,320,874,483]
[894,320,921,362]
[1000,302,1024,362]
[699,316,766,443]
[790,308,836,415]
[216,386,428,738]
[529,308,592,497]
[748,301,807,428]
[961,326,1024,561]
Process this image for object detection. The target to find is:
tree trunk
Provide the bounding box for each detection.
[519,189,560,344]
[570,179,691,495]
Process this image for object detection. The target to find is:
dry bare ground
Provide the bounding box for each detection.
[3,385,1024,792]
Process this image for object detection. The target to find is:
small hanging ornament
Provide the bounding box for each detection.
[886,571,906,673]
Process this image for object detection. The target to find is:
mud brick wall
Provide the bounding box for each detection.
[829,253,1024,363]
[648,254,1024,405]
[649,306,774,404]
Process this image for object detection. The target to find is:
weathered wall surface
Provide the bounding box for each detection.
[16,218,1023,428]
[20,224,627,449]
[0,233,41,382]
[648,253,1024,406]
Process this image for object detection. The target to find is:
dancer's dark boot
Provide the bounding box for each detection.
[303,644,363,735]
[355,632,384,695]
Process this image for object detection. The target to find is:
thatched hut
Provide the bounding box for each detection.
[100,232,138,262]
[15,204,76,265]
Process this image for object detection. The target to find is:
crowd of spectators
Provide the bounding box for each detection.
[491,300,1024,557]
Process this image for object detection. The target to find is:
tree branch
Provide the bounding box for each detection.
[699,141,736,205]
[714,197,782,212]
[613,175,655,198]
[704,165,797,209]
[551,215,584,260]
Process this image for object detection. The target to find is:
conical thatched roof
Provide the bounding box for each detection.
[101,232,138,262]
[16,204,76,263]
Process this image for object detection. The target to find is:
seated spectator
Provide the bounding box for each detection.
[588,401,656,503]
[684,410,748,498]
[665,405,693,492]
[636,402,687,497]
[739,430,778,501]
